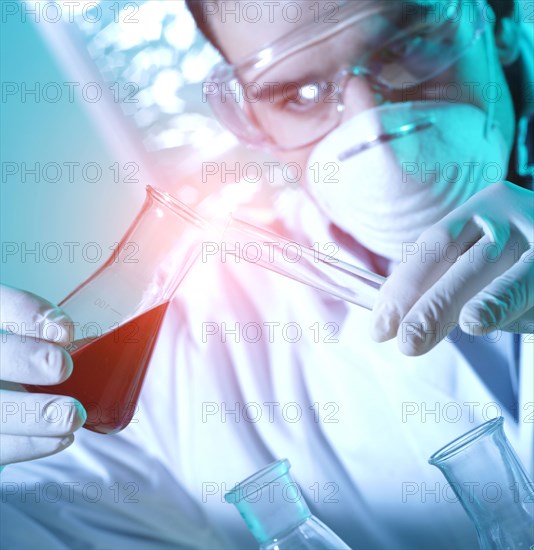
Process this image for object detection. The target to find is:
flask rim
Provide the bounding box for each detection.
[146,185,208,229]
[428,416,504,466]
[224,459,290,504]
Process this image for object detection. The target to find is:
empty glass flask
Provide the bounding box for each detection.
[225,459,351,549]
[429,417,534,549]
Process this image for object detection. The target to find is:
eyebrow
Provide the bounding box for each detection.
[245,30,359,88]
[257,74,328,102]
[252,65,344,103]
[241,2,437,89]
[242,45,337,87]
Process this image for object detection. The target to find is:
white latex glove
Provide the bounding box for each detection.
[0,284,86,468]
[371,181,534,355]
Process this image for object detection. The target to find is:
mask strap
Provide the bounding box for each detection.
[483,7,497,138]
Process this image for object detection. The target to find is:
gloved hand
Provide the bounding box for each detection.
[371,181,534,355]
[0,284,86,469]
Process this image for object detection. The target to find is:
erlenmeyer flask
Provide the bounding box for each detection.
[26,186,210,434]
[429,417,534,549]
[225,459,351,549]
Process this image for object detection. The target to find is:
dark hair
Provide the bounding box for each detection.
[185,0,223,53]
[489,0,515,22]
[186,0,515,55]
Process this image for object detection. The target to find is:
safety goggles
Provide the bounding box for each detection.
[204,0,487,151]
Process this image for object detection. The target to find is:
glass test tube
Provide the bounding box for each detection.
[221,216,387,311]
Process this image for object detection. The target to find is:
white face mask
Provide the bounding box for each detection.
[306,100,510,261]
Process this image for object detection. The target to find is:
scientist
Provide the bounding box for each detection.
[1,0,533,548]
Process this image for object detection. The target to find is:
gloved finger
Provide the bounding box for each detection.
[0,390,86,436]
[371,217,484,342]
[476,181,534,236]
[502,308,534,334]
[0,284,74,345]
[397,233,520,356]
[460,250,534,335]
[0,333,73,384]
[0,381,24,392]
[0,433,74,467]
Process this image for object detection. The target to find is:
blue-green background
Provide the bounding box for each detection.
[0,10,145,304]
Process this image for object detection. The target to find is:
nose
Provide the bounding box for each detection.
[340,72,408,124]
[339,73,386,124]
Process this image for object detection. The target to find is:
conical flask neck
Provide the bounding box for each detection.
[59,186,210,340]
[429,417,534,548]
[225,460,311,545]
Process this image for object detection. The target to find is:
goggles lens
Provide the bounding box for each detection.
[206,0,484,150]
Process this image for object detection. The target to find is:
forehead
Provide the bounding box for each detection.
[210,0,350,63]
[209,0,447,63]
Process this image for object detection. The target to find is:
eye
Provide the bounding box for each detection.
[375,27,434,64]
[279,82,325,114]
[300,84,322,102]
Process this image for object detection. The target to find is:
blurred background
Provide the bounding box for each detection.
[1,0,297,303]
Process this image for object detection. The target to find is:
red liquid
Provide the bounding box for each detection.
[26,302,169,434]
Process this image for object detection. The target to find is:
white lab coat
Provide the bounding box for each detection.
[0,2,534,550]
[3,4,534,548]
[1,188,533,550]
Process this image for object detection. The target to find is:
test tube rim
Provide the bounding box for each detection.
[224,458,291,503]
[147,185,209,230]
[428,416,504,466]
